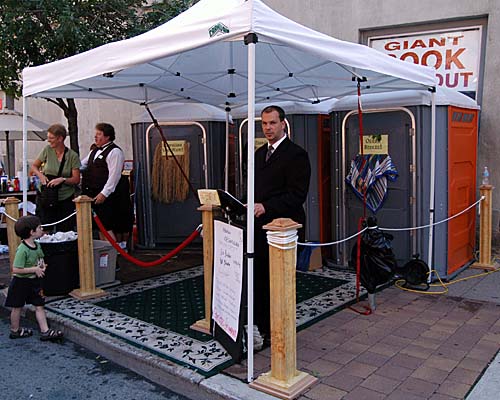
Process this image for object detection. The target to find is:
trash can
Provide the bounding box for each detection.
[93,240,117,286]
[40,240,79,296]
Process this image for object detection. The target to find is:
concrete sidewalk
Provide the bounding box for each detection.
[2,256,500,400]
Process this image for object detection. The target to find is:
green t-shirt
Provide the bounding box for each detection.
[13,241,45,279]
[37,145,81,201]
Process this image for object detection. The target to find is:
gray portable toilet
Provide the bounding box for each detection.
[330,87,480,279]
[231,99,337,248]
[131,103,230,247]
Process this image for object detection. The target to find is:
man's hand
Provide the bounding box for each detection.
[254,203,266,217]
[94,193,107,205]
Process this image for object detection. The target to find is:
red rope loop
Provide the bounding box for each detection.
[93,213,201,268]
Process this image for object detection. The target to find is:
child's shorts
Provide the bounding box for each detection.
[4,277,45,308]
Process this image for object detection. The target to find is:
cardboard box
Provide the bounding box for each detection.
[309,247,323,270]
[93,240,118,286]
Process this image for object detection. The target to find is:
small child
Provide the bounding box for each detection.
[4,215,63,341]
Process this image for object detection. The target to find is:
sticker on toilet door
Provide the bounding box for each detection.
[100,253,109,268]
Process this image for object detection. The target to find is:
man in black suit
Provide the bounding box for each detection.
[253,105,311,344]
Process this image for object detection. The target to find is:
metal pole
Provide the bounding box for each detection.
[22,97,28,211]
[427,90,436,280]
[246,34,256,384]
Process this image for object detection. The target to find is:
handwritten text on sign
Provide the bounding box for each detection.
[160,140,186,156]
[212,220,244,342]
[369,27,482,93]
[362,135,388,155]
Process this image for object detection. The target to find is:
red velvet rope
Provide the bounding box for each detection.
[93,213,201,268]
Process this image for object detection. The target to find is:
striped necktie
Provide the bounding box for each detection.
[265,145,274,162]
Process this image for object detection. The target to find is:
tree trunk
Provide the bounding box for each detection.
[51,98,80,155]
[66,99,79,154]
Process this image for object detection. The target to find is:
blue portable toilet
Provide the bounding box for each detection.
[131,103,230,247]
[330,88,480,279]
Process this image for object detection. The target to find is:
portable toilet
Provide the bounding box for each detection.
[131,102,230,247]
[330,87,480,279]
[232,99,337,249]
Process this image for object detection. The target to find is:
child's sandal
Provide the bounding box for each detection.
[40,328,64,341]
[9,327,33,339]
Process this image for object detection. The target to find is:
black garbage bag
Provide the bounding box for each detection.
[349,217,397,294]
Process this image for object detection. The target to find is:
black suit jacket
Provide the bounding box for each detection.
[254,137,311,230]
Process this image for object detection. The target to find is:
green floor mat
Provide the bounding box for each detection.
[97,273,348,342]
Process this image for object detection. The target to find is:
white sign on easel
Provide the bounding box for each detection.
[212,220,244,342]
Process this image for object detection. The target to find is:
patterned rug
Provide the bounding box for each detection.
[45,266,362,377]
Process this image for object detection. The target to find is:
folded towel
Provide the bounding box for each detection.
[346,154,398,213]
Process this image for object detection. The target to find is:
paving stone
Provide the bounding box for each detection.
[397,376,439,398]
[400,344,435,359]
[322,349,357,365]
[376,363,414,381]
[323,371,364,392]
[342,386,386,400]
[379,334,413,350]
[337,341,370,356]
[422,355,460,372]
[457,357,488,372]
[446,367,481,385]
[302,383,346,400]
[389,353,426,370]
[341,360,378,378]
[369,342,400,357]
[412,336,444,350]
[297,347,326,363]
[436,380,471,399]
[410,365,449,384]
[467,343,499,361]
[360,373,401,394]
[428,394,460,400]
[350,328,387,346]
[354,351,391,367]
[304,358,342,377]
[433,345,468,361]
[386,389,427,400]
[392,322,430,340]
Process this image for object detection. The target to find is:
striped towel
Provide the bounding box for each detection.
[346,154,398,213]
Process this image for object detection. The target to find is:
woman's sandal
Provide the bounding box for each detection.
[9,327,33,339]
[40,328,64,342]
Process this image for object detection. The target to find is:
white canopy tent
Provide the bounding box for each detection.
[0,109,48,176]
[22,0,436,381]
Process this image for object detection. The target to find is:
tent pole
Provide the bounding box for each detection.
[245,32,257,384]
[426,89,436,281]
[22,96,28,211]
[225,108,230,191]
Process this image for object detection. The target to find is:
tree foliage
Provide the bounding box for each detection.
[0,0,197,152]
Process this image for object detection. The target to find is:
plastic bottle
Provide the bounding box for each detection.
[482,166,490,185]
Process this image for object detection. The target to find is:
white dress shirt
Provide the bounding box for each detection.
[80,142,124,198]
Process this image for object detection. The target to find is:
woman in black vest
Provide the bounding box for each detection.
[81,123,133,243]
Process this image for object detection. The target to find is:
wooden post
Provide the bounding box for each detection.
[70,195,106,300]
[472,185,496,270]
[250,218,317,399]
[4,197,21,274]
[191,205,219,334]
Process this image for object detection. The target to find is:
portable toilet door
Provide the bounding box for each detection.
[334,106,416,266]
[331,88,479,278]
[131,103,228,247]
[232,100,336,249]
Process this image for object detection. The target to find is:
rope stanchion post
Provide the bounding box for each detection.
[70,195,106,300]
[191,205,219,334]
[250,218,317,399]
[4,197,21,274]
[472,185,496,270]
